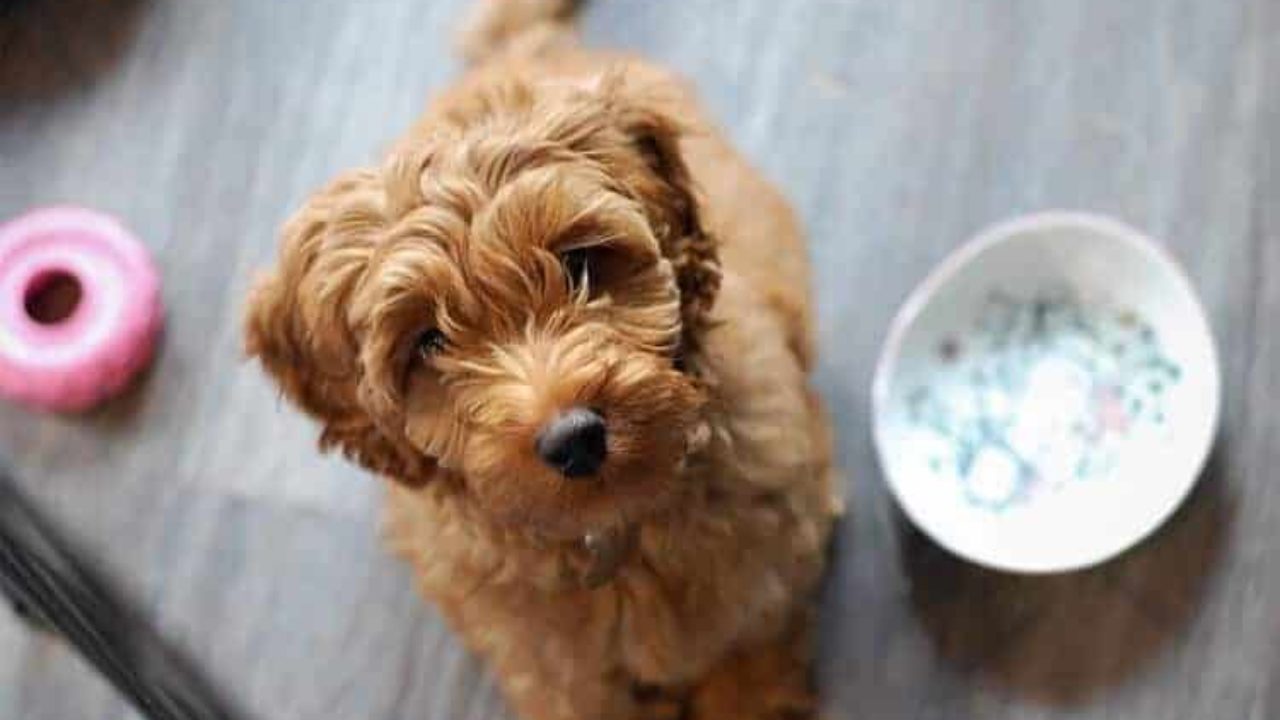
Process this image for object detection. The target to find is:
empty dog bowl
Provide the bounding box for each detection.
[872,212,1220,573]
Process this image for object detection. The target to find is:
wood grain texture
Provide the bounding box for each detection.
[0,1,1276,718]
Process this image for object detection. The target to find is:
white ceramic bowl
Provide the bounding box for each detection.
[872,212,1220,573]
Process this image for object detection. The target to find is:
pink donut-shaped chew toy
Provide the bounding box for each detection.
[0,207,163,412]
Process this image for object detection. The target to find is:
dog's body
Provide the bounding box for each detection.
[246,3,839,719]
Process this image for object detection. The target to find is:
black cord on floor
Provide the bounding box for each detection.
[0,464,255,720]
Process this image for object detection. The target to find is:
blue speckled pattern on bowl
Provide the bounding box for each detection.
[906,291,1182,512]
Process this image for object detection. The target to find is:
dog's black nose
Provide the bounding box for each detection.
[536,407,607,478]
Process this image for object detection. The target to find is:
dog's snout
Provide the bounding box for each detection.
[535,407,607,478]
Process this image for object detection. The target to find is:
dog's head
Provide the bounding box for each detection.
[245,74,718,539]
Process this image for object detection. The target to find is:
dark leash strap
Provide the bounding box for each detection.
[0,464,254,720]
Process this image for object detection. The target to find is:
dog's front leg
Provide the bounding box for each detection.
[492,648,698,720]
[448,587,646,720]
[685,610,818,720]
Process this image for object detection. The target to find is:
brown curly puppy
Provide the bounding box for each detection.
[245,2,841,718]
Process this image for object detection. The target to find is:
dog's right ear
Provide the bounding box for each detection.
[595,73,722,372]
[245,170,435,485]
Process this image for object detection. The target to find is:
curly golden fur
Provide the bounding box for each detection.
[245,2,840,718]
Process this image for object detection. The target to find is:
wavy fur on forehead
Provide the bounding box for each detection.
[245,69,720,487]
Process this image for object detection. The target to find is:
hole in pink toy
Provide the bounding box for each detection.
[24,270,83,325]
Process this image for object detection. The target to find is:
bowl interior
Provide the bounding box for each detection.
[874,214,1219,573]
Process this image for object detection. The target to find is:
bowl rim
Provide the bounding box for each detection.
[870,210,1223,574]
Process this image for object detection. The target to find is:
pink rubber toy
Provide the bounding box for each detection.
[0,207,163,412]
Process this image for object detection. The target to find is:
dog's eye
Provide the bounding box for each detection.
[560,247,591,290]
[415,328,448,360]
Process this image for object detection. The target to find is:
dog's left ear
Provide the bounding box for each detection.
[602,79,721,348]
[245,169,437,487]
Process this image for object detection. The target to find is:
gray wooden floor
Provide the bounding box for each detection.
[1,1,1277,718]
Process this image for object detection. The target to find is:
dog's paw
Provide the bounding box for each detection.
[631,682,689,720]
[770,702,818,720]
